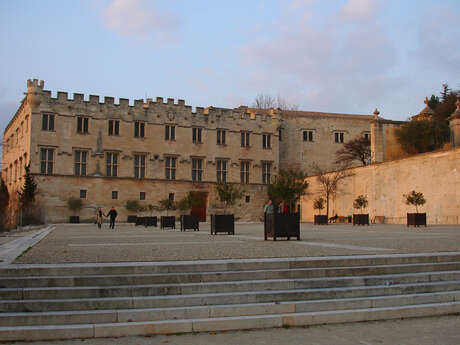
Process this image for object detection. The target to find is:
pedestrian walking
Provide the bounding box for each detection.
[96,208,103,229]
[106,206,118,229]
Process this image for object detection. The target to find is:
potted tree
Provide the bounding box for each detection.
[178,192,203,231]
[265,169,308,240]
[125,200,141,224]
[313,196,327,225]
[158,198,176,229]
[67,197,83,223]
[352,195,369,226]
[404,191,427,227]
[211,182,243,235]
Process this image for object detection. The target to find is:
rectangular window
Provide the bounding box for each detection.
[140,192,146,200]
[74,151,87,176]
[108,120,119,136]
[77,116,89,134]
[134,154,146,179]
[263,134,271,149]
[279,129,282,142]
[165,125,175,140]
[80,190,87,199]
[106,153,118,177]
[241,131,250,147]
[192,158,203,182]
[112,191,118,200]
[364,133,370,141]
[335,132,344,143]
[40,148,54,175]
[262,162,271,185]
[216,159,227,183]
[240,161,249,184]
[303,130,314,142]
[165,157,176,180]
[169,193,174,201]
[134,121,145,138]
[192,127,202,143]
[42,114,54,131]
[217,129,226,145]
[245,195,250,203]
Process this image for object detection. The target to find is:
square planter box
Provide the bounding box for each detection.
[264,213,300,241]
[160,216,176,229]
[407,213,427,227]
[69,216,80,224]
[127,215,137,223]
[180,215,200,231]
[211,214,234,235]
[353,214,369,226]
[314,215,328,225]
[136,216,158,227]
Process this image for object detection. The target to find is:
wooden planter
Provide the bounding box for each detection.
[211,214,234,235]
[264,213,300,241]
[136,216,158,227]
[69,216,80,224]
[127,215,137,223]
[353,214,369,226]
[160,216,176,229]
[180,215,200,231]
[407,213,426,227]
[314,215,328,225]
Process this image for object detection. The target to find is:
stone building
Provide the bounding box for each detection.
[2,79,382,223]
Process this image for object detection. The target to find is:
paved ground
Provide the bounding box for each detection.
[2,222,460,345]
[5,315,460,345]
[11,222,460,264]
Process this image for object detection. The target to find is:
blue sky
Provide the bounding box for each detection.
[1,0,459,133]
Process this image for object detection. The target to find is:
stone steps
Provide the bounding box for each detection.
[3,252,460,277]
[1,302,460,342]
[2,270,460,301]
[2,253,460,341]
[2,290,460,327]
[2,261,460,288]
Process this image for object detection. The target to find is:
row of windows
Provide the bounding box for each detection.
[4,116,29,153]
[41,114,273,148]
[77,190,252,204]
[41,148,273,184]
[302,131,370,143]
[4,153,28,184]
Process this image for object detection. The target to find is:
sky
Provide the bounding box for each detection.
[1,0,459,133]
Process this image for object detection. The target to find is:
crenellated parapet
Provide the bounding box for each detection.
[31,79,279,133]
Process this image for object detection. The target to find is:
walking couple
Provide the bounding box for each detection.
[96,206,117,229]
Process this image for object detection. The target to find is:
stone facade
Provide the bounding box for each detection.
[2,79,379,223]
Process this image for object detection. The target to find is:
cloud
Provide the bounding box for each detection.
[415,8,460,74]
[240,2,399,115]
[339,0,380,23]
[100,0,180,45]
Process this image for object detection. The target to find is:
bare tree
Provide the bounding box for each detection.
[313,164,354,219]
[335,136,371,166]
[252,94,299,110]
[276,96,299,111]
[252,94,276,109]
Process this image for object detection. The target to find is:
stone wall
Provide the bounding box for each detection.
[277,110,373,174]
[34,175,268,223]
[301,147,460,224]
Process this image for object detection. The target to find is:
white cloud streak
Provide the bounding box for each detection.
[240,0,398,114]
[101,0,180,45]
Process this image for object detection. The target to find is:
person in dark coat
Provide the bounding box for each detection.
[106,206,118,229]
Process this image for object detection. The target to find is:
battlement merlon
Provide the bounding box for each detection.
[21,80,281,127]
[27,79,44,90]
